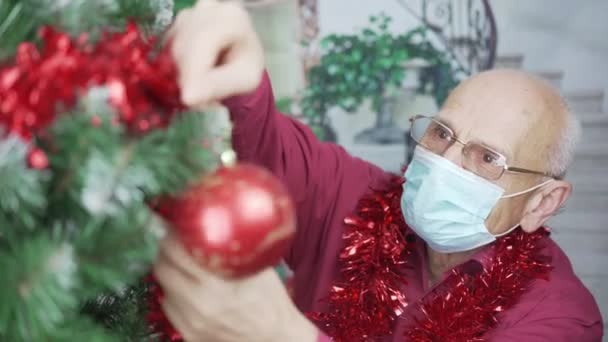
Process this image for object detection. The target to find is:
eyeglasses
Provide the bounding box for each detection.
[409,115,556,181]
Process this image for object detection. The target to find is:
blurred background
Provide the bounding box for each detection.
[244,0,608,336]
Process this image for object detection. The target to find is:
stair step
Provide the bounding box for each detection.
[551,231,608,260]
[577,113,608,147]
[569,144,608,179]
[549,249,608,278]
[574,143,608,156]
[579,115,608,145]
[556,248,608,277]
[564,191,608,213]
[494,54,524,69]
[534,70,564,89]
[567,90,605,114]
[545,234,608,325]
[567,177,608,194]
[548,212,607,234]
[579,112,608,123]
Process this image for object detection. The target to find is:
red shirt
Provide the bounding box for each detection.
[225,72,603,341]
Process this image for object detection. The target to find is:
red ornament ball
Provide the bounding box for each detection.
[159,163,296,278]
[27,148,49,170]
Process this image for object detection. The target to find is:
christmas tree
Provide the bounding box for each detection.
[0,0,229,340]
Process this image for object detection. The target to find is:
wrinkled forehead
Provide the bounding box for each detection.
[436,77,549,164]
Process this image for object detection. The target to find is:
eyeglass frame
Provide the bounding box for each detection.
[408,115,559,180]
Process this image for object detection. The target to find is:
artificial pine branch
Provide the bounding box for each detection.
[0,2,233,339]
[0,0,50,60]
[173,0,197,13]
[0,0,166,61]
[74,203,159,298]
[0,233,78,341]
[45,315,119,342]
[81,282,154,341]
[133,110,226,196]
[0,135,48,235]
[41,90,125,223]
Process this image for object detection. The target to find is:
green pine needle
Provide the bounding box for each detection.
[0,136,48,234]
[0,0,168,61]
[0,0,47,61]
[43,106,124,224]
[45,315,119,342]
[0,234,78,341]
[173,0,197,13]
[74,203,159,299]
[81,282,153,341]
[134,111,219,197]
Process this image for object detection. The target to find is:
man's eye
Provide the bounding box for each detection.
[433,127,451,140]
[482,153,497,164]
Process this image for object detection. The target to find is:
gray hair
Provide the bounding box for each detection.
[547,104,581,178]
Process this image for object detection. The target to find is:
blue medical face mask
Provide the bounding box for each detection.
[401,147,552,253]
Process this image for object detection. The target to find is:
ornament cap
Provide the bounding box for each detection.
[220,149,237,167]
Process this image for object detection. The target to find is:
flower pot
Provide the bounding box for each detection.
[353,96,405,145]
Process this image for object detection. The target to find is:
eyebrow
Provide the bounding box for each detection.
[434,116,456,130]
[434,116,513,161]
[475,139,513,161]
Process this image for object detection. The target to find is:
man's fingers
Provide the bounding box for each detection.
[154,245,231,330]
[165,7,192,41]
[188,56,263,108]
[158,234,232,289]
[158,234,205,280]
[160,296,199,341]
[176,31,244,106]
[154,252,193,289]
[168,0,259,107]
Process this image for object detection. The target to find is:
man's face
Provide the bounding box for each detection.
[432,70,561,234]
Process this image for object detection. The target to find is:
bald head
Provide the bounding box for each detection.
[440,69,579,178]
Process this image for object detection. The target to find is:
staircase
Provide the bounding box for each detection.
[496,54,608,334]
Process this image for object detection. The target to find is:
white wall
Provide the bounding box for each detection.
[318,0,419,35]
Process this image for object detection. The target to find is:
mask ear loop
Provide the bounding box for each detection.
[493,179,555,237]
[501,179,554,199]
[494,222,520,237]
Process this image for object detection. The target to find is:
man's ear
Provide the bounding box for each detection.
[520,180,572,233]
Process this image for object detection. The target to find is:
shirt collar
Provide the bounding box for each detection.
[414,234,496,280]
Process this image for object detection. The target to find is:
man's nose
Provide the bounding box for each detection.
[440,142,465,168]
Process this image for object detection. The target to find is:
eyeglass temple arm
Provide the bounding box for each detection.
[505,166,557,179]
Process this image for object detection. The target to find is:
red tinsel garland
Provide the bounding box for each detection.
[147,276,183,342]
[404,226,551,341]
[0,23,183,140]
[307,176,412,341]
[310,177,552,342]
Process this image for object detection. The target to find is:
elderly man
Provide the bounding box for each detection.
[153,1,603,341]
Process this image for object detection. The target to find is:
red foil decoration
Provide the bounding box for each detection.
[309,178,552,341]
[27,148,49,169]
[147,276,183,342]
[0,23,183,140]
[405,228,551,341]
[308,176,413,341]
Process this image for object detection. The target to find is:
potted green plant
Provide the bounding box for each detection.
[301,13,458,143]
